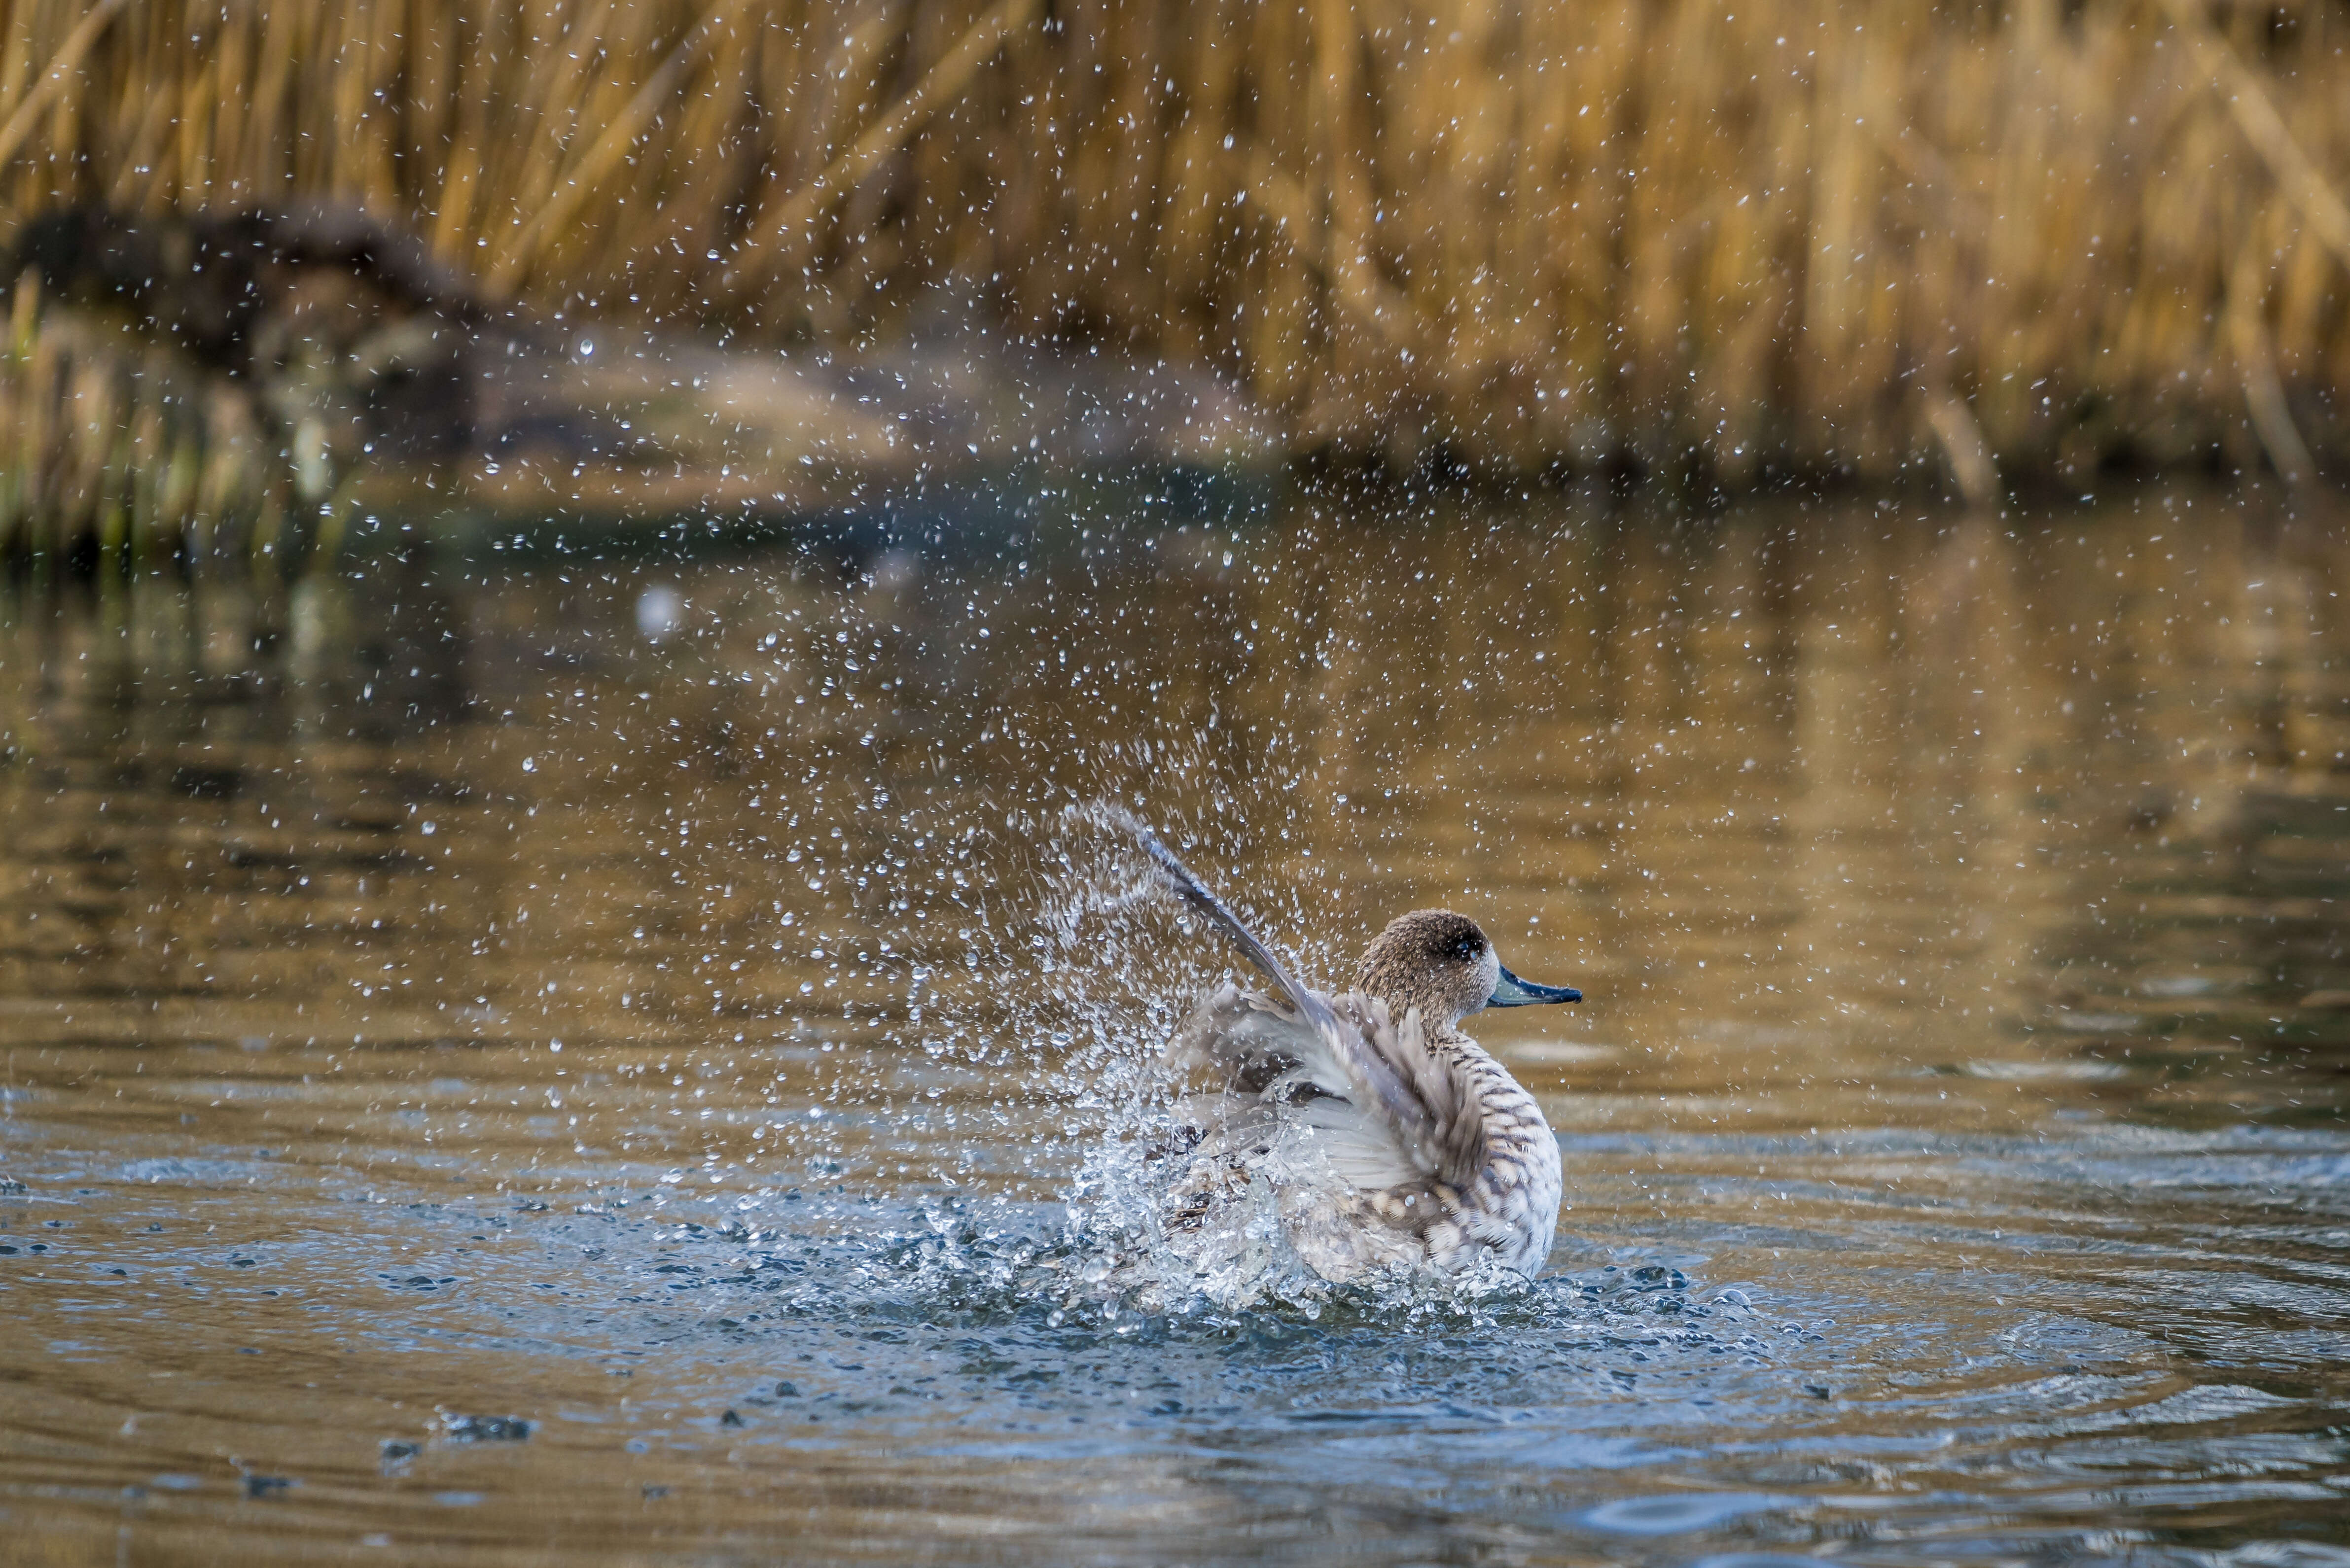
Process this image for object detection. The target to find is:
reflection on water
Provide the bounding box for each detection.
[2,486,2348,1563]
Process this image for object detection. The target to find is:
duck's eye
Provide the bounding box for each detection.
[1449,935,1481,962]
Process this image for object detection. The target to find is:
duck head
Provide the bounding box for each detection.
[1353,909,1581,1028]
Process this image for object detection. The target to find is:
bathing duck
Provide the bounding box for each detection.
[1135,827,1580,1283]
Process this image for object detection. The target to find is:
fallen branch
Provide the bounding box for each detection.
[1925,393,2000,511]
[2228,239,2314,487]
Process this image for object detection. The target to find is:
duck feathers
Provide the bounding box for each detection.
[1168,981,1483,1195]
[1138,824,1464,1171]
[1133,823,1566,1279]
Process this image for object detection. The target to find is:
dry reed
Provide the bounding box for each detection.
[0,273,294,569]
[0,0,2347,489]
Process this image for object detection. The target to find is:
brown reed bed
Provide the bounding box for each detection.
[0,0,2347,520]
[0,275,286,570]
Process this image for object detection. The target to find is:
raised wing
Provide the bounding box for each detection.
[1133,823,1495,1175]
[1130,822,1459,1153]
[1130,822,1330,1029]
[1165,981,1485,1196]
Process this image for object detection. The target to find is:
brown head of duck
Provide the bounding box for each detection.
[1353,909,1580,1031]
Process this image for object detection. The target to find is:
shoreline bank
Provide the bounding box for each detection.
[0,201,2344,574]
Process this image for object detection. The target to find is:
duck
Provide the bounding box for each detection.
[1133,825,1581,1284]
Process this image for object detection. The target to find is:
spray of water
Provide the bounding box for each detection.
[815,799,1592,1322]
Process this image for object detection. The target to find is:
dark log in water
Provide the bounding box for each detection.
[1,205,533,569]
[11,205,511,469]
[13,206,481,379]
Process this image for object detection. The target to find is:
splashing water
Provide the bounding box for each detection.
[869,800,1356,1317]
[6,493,2349,1565]
[861,800,1593,1320]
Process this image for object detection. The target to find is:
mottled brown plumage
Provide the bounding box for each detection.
[1136,832,1580,1284]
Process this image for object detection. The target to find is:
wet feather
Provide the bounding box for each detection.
[1140,827,1578,1282]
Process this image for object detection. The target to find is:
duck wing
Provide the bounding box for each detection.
[1133,825,1469,1168]
[1132,824,1326,1026]
[1169,982,1480,1194]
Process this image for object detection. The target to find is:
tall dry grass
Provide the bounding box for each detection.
[0,0,2347,482]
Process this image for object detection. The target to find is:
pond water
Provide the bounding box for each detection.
[2,484,2348,1565]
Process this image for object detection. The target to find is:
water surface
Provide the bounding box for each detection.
[3,485,2348,1564]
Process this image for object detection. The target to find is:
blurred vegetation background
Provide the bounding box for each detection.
[0,0,2347,565]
